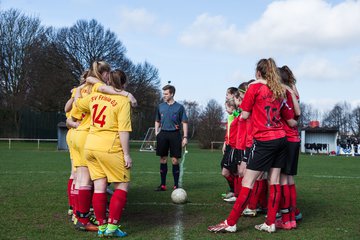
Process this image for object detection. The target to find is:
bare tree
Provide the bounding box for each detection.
[322,102,352,135]
[182,100,200,139]
[127,62,161,139]
[56,19,128,76]
[0,9,45,135]
[197,99,225,148]
[298,103,313,128]
[23,38,77,111]
[351,106,360,136]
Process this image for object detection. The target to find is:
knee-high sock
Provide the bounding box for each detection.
[160,163,168,186]
[67,179,74,209]
[266,184,281,225]
[73,188,79,216]
[247,180,260,209]
[280,184,291,223]
[92,193,108,226]
[172,164,180,187]
[259,179,268,209]
[225,175,235,193]
[289,184,297,221]
[77,186,93,224]
[234,176,243,197]
[226,187,252,226]
[108,189,127,225]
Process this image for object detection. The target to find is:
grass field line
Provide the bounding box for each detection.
[128,202,221,206]
[1,170,360,180]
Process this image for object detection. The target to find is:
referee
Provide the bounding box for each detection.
[154,85,188,191]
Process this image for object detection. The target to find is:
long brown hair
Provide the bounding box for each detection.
[110,69,127,90]
[256,58,285,99]
[280,65,296,86]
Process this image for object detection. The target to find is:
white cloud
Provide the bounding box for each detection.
[295,57,342,81]
[117,7,172,36]
[179,0,360,54]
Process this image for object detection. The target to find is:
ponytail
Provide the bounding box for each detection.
[256,58,285,100]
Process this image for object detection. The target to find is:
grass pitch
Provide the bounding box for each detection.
[0,142,359,239]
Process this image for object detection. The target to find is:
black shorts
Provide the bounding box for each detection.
[242,147,252,163]
[247,137,287,172]
[220,145,239,174]
[235,149,244,164]
[281,141,300,175]
[156,130,182,158]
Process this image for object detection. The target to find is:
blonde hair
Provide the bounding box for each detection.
[256,58,285,100]
[79,69,89,85]
[225,98,237,109]
[88,61,111,82]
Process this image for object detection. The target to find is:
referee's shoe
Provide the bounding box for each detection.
[155,185,166,191]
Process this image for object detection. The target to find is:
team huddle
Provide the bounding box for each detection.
[65,61,137,237]
[64,57,301,237]
[209,58,302,233]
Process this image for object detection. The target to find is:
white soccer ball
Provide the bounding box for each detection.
[171,188,188,204]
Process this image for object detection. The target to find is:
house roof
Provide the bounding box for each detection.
[301,127,339,133]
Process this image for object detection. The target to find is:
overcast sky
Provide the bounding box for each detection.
[2,0,360,116]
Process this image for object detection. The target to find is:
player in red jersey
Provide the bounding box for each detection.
[208,58,296,234]
[275,66,302,230]
[221,98,240,202]
[231,83,248,201]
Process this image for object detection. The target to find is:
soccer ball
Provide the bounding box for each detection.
[171,188,187,204]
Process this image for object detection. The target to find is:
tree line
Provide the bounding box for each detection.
[1,8,358,145]
[0,8,161,139]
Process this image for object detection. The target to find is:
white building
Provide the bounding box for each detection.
[300,127,339,154]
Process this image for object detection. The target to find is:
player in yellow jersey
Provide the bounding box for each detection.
[76,69,132,238]
[69,61,111,232]
[64,86,78,218]
[64,70,89,220]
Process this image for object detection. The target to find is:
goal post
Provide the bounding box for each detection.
[139,127,157,152]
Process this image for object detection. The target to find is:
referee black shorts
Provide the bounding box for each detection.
[156,130,182,158]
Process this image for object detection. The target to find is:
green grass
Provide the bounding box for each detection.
[0,143,360,239]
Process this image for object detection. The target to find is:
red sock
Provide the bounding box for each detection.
[259,179,268,209]
[226,187,252,226]
[237,177,243,197]
[77,187,93,224]
[73,189,79,216]
[225,175,235,193]
[93,193,108,226]
[289,184,297,221]
[67,179,73,208]
[280,185,291,223]
[247,180,260,209]
[108,189,127,225]
[234,176,239,197]
[266,184,281,225]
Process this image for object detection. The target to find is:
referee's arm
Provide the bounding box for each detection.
[182,121,188,147]
[155,121,161,135]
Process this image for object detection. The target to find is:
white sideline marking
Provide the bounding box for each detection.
[173,150,187,240]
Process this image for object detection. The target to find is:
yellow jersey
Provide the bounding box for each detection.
[76,89,132,152]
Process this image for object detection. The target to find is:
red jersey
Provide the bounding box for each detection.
[245,116,254,148]
[225,115,239,148]
[281,90,300,142]
[240,83,285,141]
[236,117,246,150]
